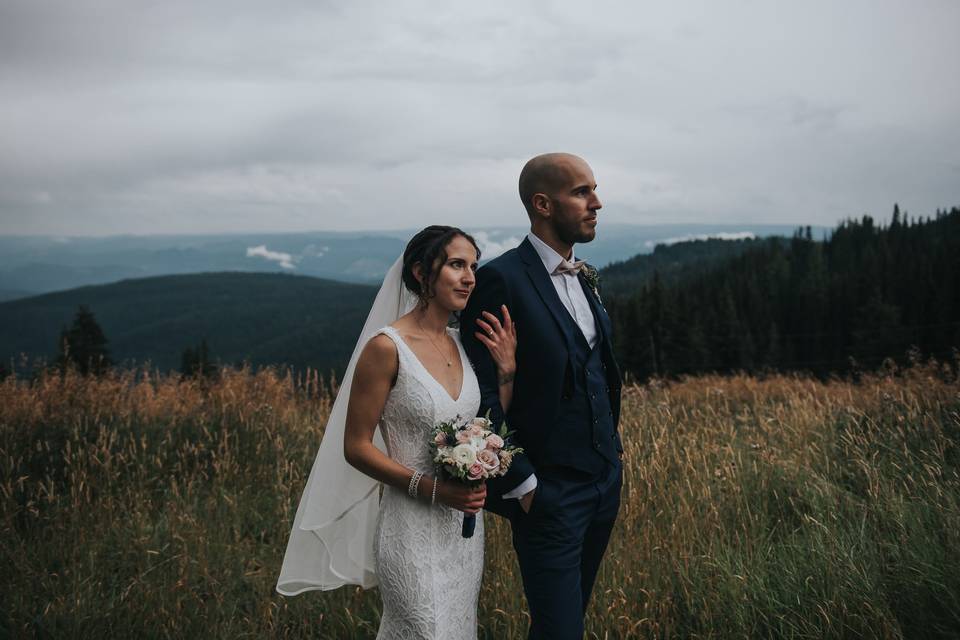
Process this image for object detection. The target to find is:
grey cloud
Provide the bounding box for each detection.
[1,0,958,236]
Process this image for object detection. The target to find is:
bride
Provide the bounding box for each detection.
[277,225,517,639]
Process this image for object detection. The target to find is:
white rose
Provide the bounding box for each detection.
[452,444,477,467]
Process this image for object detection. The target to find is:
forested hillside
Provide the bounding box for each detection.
[0,272,376,374]
[600,236,788,297]
[604,206,960,379]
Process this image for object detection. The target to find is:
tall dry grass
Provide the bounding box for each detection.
[1,362,958,638]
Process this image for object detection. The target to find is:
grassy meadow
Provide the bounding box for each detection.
[1,362,959,639]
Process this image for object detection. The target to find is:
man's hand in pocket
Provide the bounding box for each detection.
[519,488,535,513]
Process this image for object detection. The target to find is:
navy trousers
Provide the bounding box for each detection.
[510,461,622,640]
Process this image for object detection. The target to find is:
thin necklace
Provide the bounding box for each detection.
[416,316,453,367]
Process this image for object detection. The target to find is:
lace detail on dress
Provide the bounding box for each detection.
[372,326,484,640]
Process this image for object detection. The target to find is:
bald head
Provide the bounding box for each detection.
[518,152,589,218]
[517,152,601,253]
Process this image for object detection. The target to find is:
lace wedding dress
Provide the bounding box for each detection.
[275,254,484,638]
[372,325,484,640]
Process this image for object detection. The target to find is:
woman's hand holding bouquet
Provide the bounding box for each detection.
[429,413,523,537]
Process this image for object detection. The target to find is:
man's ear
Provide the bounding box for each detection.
[531,193,552,219]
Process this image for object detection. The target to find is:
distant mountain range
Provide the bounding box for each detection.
[0,224,823,300]
[0,225,831,376]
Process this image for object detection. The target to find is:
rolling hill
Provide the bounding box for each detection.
[598,236,788,297]
[0,272,377,375]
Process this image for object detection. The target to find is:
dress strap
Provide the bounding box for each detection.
[375,325,401,348]
[374,326,410,369]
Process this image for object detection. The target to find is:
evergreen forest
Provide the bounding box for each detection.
[603,205,960,379]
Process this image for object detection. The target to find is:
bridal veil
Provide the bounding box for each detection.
[276,255,417,595]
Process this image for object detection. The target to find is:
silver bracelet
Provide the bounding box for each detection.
[430,475,438,506]
[407,470,423,499]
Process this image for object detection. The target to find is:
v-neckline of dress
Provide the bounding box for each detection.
[388,326,465,404]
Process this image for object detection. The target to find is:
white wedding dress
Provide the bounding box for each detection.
[372,325,484,640]
[276,254,484,639]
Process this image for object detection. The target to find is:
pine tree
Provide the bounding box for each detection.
[56,305,112,376]
[180,339,218,379]
[642,271,666,377]
[765,322,782,369]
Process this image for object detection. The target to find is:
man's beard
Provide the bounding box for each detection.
[555,218,596,246]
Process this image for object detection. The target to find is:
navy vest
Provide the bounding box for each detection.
[540,284,620,475]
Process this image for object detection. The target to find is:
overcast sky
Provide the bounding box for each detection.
[1,0,958,236]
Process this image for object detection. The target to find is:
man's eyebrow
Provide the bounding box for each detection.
[570,182,597,193]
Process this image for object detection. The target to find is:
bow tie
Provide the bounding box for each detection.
[553,258,586,276]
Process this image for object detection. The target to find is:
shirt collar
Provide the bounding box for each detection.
[527,231,576,275]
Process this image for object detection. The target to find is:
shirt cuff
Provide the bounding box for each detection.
[503,474,538,500]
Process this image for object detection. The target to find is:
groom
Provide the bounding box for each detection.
[461,152,623,639]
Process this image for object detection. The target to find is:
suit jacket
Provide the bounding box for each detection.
[460,237,623,517]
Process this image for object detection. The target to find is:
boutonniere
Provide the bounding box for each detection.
[580,263,602,302]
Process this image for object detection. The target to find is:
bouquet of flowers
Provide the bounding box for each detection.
[430,413,523,538]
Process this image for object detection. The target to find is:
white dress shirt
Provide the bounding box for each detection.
[503,232,599,500]
[526,231,599,348]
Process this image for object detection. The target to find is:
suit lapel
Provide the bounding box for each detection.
[578,271,611,338]
[579,270,623,384]
[518,238,576,352]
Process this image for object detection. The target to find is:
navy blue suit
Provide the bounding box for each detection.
[461,237,623,639]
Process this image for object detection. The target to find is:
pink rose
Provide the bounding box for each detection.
[434,432,448,446]
[484,434,504,451]
[467,424,486,437]
[468,462,484,480]
[455,430,473,444]
[477,449,500,473]
[470,417,489,428]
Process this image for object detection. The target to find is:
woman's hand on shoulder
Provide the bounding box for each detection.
[474,304,516,378]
